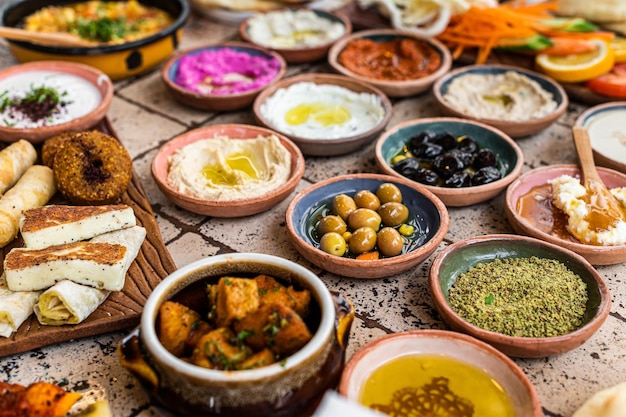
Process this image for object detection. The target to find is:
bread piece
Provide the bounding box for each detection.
[0,139,37,196]
[20,204,136,249]
[556,0,626,23]
[0,274,40,338]
[33,280,110,325]
[573,382,626,417]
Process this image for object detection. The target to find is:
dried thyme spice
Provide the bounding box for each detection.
[448,256,588,338]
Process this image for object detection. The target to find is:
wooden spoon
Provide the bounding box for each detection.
[0,27,94,48]
[572,125,625,232]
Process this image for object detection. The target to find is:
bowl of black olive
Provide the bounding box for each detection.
[375,117,524,207]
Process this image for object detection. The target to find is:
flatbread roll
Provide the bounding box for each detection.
[34,280,110,325]
[573,382,626,417]
[0,274,40,338]
[0,139,37,196]
[0,165,56,248]
[557,0,626,23]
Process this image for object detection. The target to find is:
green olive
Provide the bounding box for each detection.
[376,183,403,204]
[353,190,381,211]
[348,208,382,231]
[378,202,409,227]
[348,227,377,254]
[342,231,353,243]
[317,215,347,236]
[332,194,357,221]
[319,232,347,257]
[377,227,404,257]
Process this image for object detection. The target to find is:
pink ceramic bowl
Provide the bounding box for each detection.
[339,330,542,417]
[0,60,113,143]
[152,124,304,217]
[505,164,626,265]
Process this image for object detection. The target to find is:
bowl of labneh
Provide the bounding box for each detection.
[428,234,611,358]
[118,252,355,417]
[505,164,626,265]
[151,123,305,217]
[433,64,568,138]
[328,28,452,98]
[575,101,626,174]
[0,60,113,143]
[285,173,449,279]
[339,330,542,417]
[375,117,524,207]
[239,9,352,64]
[161,42,287,111]
[0,0,189,80]
[253,73,392,156]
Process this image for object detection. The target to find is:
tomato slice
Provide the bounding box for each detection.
[586,62,626,98]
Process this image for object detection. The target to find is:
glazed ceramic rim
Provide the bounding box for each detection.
[0,0,189,54]
[141,253,336,381]
[428,234,612,348]
[252,73,393,146]
[433,64,568,128]
[285,173,449,274]
[375,117,524,200]
[327,28,452,89]
[339,329,542,416]
[161,41,287,99]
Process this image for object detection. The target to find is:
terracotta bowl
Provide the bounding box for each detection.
[119,253,355,417]
[0,60,113,144]
[239,9,352,64]
[253,73,392,156]
[575,101,626,174]
[428,234,611,358]
[285,173,449,279]
[161,42,286,112]
[151,124,304,217]
[375,117,524,207]
[0,0,188,81]
[505,164,626,265]
[328,29,452,98]
[339,330,542,417]
[433,64,568,138]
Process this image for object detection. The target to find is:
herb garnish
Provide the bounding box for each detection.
[70,17,138,42]
[0,85,71,124]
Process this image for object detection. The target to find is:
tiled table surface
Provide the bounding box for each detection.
[2,10,626,417]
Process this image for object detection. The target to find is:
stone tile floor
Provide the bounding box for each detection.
[1,8,626,417]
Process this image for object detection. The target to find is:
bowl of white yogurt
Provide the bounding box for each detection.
[0,60,113,143]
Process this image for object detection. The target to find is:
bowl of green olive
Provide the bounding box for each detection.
[285,173,449,279]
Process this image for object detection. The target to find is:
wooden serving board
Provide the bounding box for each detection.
[0,118,177,357]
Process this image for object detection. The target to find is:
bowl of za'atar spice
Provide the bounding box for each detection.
[428,234,611,358]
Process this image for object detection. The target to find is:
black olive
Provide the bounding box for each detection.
[408,130,437,153]
[415,142,443,159]
[433,154,464,179]
[474,148,497,169]
[392,157,421,178]
[446,149,473,168]
[458,136,478,154]
[444,171,471,188]
[434,132,458,151]
[414,167,440,186]
[471,166,502,185]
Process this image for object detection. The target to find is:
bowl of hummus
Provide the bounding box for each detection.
[433,64,568,138]
[151,124,305,217]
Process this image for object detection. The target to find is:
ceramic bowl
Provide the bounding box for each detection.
[119,253,355,417]
[239,9,352,64]
[339,330,542,417]
[253,73,392,156]
[151,124,304,217]
[428,234,612,358]
[505,164,626,265]
[328,29,452,98]
[375,117,524,207]
[0,60,113,143]
[0,0,189,81]
[161,42,287,111]
[285,173,449,279]
[575,101,626,174]
[433,64,568,138]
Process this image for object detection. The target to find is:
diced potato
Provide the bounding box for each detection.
[237,348,277,370]
[190,327,252,370]
[157,301,211,357]
[215,277,260,327]
[255,274,311,317]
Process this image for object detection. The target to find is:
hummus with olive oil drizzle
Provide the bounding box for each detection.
[443,71,557,121]
[167,135,292,201]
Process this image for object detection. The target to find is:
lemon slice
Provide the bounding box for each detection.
[611,38,626,63]
[536,39,615,83]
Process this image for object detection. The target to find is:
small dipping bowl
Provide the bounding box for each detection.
[428,234,611,358]
[162,42,287,111]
